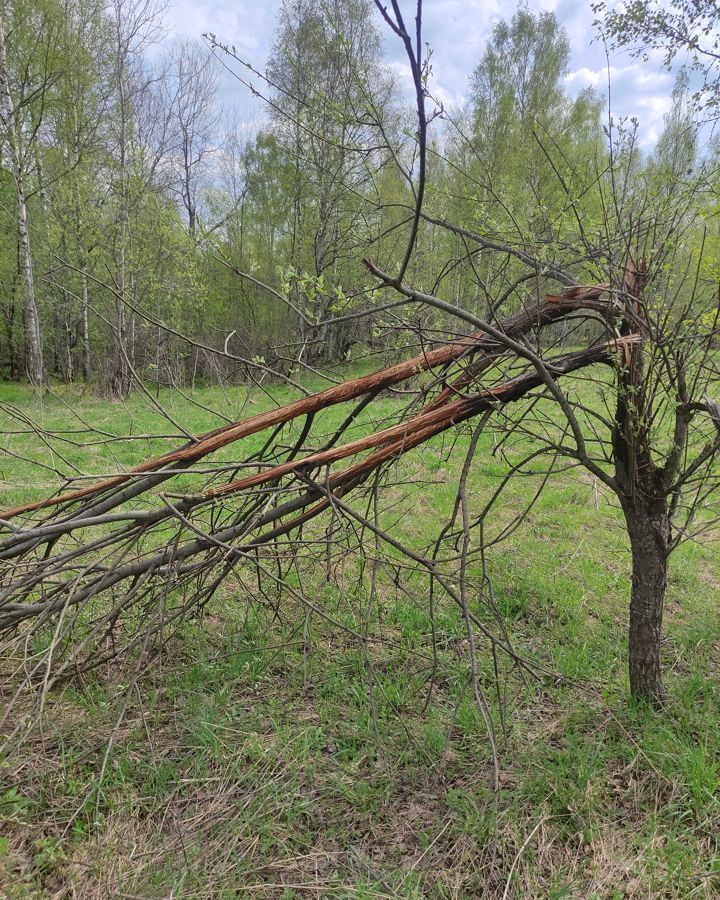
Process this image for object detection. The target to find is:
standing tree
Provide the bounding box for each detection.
[264,0,395,362]
[105,0,166,398]
[0,0,66,386]
[167,40,219,240]
[364,3,720,704]
[1,0,719,716]
[44,0,115,383]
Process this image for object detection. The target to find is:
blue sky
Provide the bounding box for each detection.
[162,0,680,149]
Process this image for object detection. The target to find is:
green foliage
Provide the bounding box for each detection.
[594,0,720,113]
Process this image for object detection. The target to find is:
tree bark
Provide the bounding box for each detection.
[2,301,18,379]
[612,259,671,706]
[0,12,44,388]
[624,499,670,704]
[110,1,131,400]
[81,268,90,381]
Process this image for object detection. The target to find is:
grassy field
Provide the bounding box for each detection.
[1,376,719,899]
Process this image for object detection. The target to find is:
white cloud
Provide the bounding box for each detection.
[165,0,272,53]
[563,60,676,147]
[566,66,606,88]
[637,95,672,116]
[157,0,684,149]
[566,63,673,91]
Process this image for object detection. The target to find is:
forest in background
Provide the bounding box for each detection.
[0,0,716,395]
[2,1,720,895]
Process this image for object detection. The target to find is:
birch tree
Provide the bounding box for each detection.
[0,2,63,386]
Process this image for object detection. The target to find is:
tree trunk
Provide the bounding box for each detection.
[81,269,90,381]
[111,287,131,399]
[2,302,18,380]
[624,500,670,704]
[17,186,44,386]
[110,10,131,401]
[612,259,671,706]
[0,12,44,388]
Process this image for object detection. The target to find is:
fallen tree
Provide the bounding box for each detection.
[0,283,623,647]
[2,217,719,715]
[1,0,719,722]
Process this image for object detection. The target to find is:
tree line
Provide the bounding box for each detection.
[1,0,720,707]
[0,0,716,401]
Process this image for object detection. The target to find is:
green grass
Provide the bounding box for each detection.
[1,377,719,898]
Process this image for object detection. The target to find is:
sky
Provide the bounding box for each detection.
[160,0,680,149]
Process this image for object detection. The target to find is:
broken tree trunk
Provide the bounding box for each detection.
[0,285,627,678]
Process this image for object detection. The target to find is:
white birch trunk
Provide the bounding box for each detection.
[0,12,44,387]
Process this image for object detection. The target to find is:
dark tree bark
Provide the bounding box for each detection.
[623,495,670,704]
[612,259,673,705]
